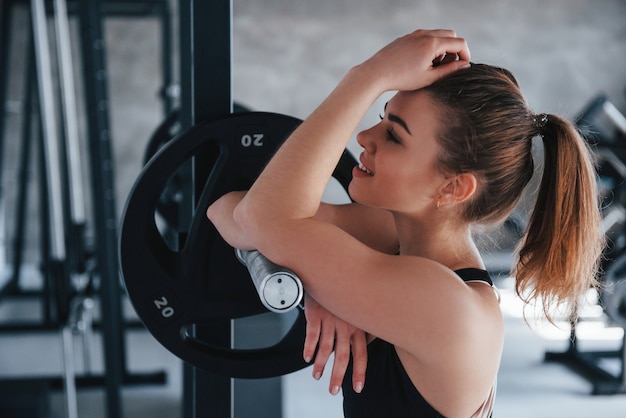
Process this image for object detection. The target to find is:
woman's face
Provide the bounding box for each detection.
[349,90,448,215]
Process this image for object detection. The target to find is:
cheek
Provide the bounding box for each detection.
[392,160,442,203]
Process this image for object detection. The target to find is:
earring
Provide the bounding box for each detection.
[436,200,441,210]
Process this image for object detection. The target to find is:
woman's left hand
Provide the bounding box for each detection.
[303,293,368,395]
[358,28,471,93]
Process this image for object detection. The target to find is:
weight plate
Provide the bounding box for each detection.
[119,112,356,378]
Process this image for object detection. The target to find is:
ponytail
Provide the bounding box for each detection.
[514,114,605,321]
[425,64,605,322]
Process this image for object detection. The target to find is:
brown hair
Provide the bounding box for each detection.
[424,64,605,320]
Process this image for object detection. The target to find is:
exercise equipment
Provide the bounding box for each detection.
[119,111,357,378]
[142,103,251,233]
[118,1,357,416]
[236,249,303,314]
[602,255,626,330]
[0,2,172,417]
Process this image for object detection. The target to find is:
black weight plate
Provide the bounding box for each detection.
[142,104,253,230]
[119,112,356,378]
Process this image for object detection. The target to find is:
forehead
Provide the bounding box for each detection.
[386,90,440,137]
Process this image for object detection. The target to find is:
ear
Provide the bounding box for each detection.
[438,173,477,205]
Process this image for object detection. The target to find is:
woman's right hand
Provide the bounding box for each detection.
[303,293,368,395]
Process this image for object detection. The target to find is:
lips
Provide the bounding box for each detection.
[358,162,373,175]
[358,155,374,176]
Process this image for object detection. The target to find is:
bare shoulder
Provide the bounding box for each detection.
[393,267,503,417]
[396,259,503,359]
[316,202,398,254]
[318,250,502,360]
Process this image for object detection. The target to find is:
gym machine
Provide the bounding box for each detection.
[545,93,626,395]
[118,1,357,417]
[0,1,172,417]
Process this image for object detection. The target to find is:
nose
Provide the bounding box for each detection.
[356,125,377,153]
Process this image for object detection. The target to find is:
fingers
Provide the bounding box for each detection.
[430,36,470,66]
[425,35,471,84]
[412,28,457,38]
[303,314,320,364]
[407,28,470,64]
[350,330,368,394]
[303,295,321,363]
[311,316,335,382]
[327,323,352,395]
[302,295,368,396]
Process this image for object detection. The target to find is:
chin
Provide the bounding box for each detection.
[347,184,374,208]
[348,182,362,202]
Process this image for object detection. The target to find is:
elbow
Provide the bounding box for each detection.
[205,200,218,224]
[233,197,277,249]
[206,191,256,250]
[206,195,228,227]
[232,198,257,237]
[207,190,244,225]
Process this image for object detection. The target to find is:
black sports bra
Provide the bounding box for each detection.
[341,268,494,418]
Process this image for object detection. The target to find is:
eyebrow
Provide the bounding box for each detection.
[388,113,412,135]
[383,102,412,135]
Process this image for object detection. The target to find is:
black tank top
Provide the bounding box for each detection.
[342,268,493,418]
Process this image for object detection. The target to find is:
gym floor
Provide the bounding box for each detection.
[2,0,626,417]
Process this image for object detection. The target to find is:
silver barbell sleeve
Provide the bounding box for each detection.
[235,249,303,313]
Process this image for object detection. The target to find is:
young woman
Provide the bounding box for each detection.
[207,29,604,417]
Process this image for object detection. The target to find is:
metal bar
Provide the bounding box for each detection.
[619,328,626,390]
[36,95,55,324]
[30,0,66,261]
[77,1,124,416]
[603,100,626,135]
[191,0,232,121]
[179,1,233,417]
[61,326,79,418]
[157,0,174,115]
[54,0,86,225]
[8,28,36,295]
[0,0,13,179]
[0,372,167,389]
[31,0,72,325]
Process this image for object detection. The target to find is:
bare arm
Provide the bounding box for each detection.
[206,191,254,250]
[208,191,396,394]
[207,191,399,254]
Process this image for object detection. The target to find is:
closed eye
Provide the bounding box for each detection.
[380,114,402,144]
[386,128,401,144]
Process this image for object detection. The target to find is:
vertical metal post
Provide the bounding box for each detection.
[54,0,86,227]
[10,21,35,292]
[30,0,66,268]
[77,1,124,417]
[179,1,233,417]
[158,0,175,115]
[0,0,12,180]
[53,0,88,283]
[621,333,626,387]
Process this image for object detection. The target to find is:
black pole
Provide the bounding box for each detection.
[10,28,36,293]
[158,0,174,115]
[0,0,13,181]
[179,1,233,417]
[77,1,124,416]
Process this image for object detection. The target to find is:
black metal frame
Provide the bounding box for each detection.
[176,2,291,417]
[177,1,234,417]
[1,1,292,416]
[0,1,173,417]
